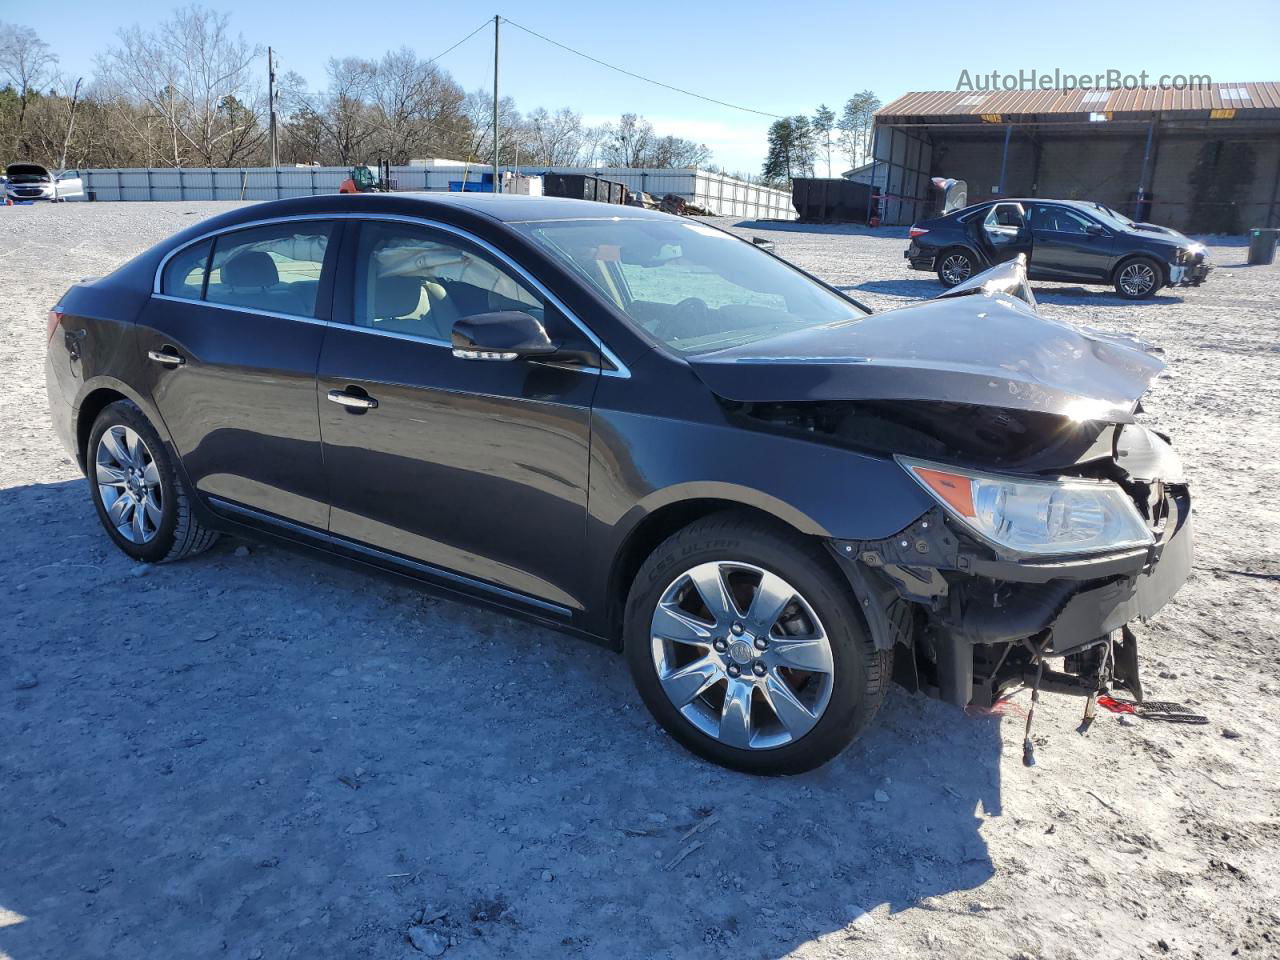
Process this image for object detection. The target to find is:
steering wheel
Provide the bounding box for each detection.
[653,297,712,342]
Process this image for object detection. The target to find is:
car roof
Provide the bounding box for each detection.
[265,190,675,225]
[952,197,1108,216]
[401,191,673,223]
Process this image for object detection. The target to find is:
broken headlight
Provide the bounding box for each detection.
[898,457,1154,557]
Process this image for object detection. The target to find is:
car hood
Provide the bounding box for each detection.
[1132,222,1193,245]
[5,162,51,181]
[688,280,1164,424]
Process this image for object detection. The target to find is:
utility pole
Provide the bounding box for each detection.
[268,46,279,168]
[492,15,501,193]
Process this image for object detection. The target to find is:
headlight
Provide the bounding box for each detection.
[898,457,1154,557]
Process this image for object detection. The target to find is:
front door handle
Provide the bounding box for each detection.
[327,388,378,410]
[147,347,185,366]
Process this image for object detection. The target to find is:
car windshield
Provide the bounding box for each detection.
[511,219,867,354]
[1091,204,1136,229]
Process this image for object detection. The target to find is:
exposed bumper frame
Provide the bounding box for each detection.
[830,487,1193,707]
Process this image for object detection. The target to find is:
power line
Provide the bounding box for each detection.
[500,17,785,120]
[426,18,493,65]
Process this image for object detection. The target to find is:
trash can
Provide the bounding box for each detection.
[1247,227,1279,265]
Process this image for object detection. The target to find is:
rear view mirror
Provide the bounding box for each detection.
[751,237,776,252]
[451,311,558,361]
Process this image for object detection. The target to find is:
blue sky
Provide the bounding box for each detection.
[12,0,1279,173]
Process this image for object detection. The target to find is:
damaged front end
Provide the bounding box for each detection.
[694,257,1192,719]
[764,399,1193,716]
[829,436,1191,712]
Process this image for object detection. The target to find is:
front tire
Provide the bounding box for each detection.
[87,400,219,563]
[624,513,891,775]
[936,248,976,287]
[1114,256,1163,299]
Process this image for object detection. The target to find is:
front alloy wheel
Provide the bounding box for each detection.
[1115,259,1160,299]
[625,513,891,774]
[650,562,835,750]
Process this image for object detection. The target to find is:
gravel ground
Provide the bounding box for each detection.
[2,201,1278,960]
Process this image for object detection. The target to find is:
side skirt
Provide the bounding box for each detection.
[202,496,614,648]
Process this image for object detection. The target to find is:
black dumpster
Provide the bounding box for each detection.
[791,177,879,223]
[544,174,597,201]
[1247,227,1279,265]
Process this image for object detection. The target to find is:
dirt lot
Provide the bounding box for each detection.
[2,201,1278,960]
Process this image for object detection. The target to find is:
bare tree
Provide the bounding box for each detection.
[600,114,710,168]
[0,22,58,154]
[462,90,522,166]
[523,106,588,166]
[366,48,467,164]
[96,5,264,166]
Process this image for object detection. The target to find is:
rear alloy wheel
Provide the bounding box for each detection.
[937,249,974,287]
[95,424,164,545]
[625,514,891,774]
[87,400,219,563]
[1114,258,1162,299]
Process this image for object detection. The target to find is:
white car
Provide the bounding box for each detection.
[2,162,83,202]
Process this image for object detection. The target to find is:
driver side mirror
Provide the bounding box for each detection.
[451,311,558,361]
[1085,223,1106,237]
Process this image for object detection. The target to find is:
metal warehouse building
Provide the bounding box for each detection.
[867,83,1280,233]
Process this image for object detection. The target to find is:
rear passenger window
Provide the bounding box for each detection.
[205,222,334,318]
[160,239,210,300]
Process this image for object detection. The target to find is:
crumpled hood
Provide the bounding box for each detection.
[688,290,1165,423]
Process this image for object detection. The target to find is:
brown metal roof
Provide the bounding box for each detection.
[877,83,1280,121]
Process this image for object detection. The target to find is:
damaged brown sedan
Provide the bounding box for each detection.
[48,195,1190,774]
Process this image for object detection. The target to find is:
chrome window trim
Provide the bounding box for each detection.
[151,211,631,378]
[151,293,331,327]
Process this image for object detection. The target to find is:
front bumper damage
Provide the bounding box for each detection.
[1169,256,1212,287]
[830,484,1192,709]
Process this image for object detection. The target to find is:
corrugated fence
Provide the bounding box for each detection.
[77,165,797,220]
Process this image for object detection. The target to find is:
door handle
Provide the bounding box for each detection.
[147,348,185,366]
[327,388,378,410]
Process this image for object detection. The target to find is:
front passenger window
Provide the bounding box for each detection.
[354,221,546,343]
[205,222,334,318]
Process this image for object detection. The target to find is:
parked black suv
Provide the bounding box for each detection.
[905,198,1212,299]
[47,193,1192,774]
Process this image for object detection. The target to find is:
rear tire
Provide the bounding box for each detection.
[87,400,219,563]
[1113,256,1163,299]
[936,248,976,287]
[624,512,891,775]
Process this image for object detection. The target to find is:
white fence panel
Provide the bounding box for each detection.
[78,165,796,220]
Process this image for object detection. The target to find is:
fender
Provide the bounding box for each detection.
[622,481,828,538]
[580,406,935,636]
[74,375,174,446]
[948,240,991,268]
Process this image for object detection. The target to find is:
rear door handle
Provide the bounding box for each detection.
[327,388,378,410]
[147,348,185,366]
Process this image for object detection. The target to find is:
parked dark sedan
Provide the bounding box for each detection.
[905,198,1212,299]
[47,194,1192,773]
